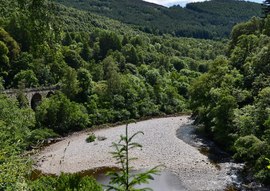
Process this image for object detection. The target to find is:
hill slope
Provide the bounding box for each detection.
[54,0,262,39]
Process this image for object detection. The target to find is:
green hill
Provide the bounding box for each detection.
[54,0,262,39]
[0,0,269,189]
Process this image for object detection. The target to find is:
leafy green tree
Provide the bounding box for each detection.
[145,69,161,86]
[64,49,84,69]
[11,0,58,53]
[12,52,33,74]
[16,81,29,108]
[170,57,187,71]
[233,105,258,136]
[80,42,92,61]
[35,92,89,134]
[0,28,20,61]
[0,77,3,91]
[122,44,139,65]
[61,67,80,100]
[106,124,160,191]
[230,34,259,71]
[189,57,243,145]
[229,17,261,51]
[14,69,39,88]
[103,56,121,95]
[99,31,121,59]
[266,158,270,169]
[0,95,35,190]
[77,68,93,103]
[234,135,265,163]
[0,41,9,79]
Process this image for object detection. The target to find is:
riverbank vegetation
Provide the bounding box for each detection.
[190,16,270,184]
[0,0,269,189]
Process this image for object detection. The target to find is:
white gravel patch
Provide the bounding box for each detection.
[35,116,233,191]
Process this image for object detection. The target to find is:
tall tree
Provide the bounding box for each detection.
[8,0,59,53]
[263,0,270,18]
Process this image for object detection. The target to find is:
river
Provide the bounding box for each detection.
[34,116,253,190]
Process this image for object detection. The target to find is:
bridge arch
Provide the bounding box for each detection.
[1,86,59,109]
[31,93,42,110]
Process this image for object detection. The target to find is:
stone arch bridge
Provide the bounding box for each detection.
[1,86,59,109]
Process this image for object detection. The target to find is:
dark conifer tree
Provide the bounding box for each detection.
[263,0,270,18]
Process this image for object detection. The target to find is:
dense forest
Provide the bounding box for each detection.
[54,0,261,39]
[0,0,269,190]
[0,0,225,189]
[190,16,270,184]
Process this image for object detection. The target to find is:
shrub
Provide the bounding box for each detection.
[86,133,96,143]
[29,173,102,191]
[35,92,90,135]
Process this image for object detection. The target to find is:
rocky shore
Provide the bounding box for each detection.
[35,116,239,191]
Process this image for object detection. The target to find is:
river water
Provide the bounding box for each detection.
[95,169,187,191]
[176,124,270,191]
[33,117,269,190]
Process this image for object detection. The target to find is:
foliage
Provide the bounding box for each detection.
[106,124,160,191]
[35,92,89,135]
[0,40,10,79]
[190,16,270,184]
[29,173,102,191]
[86,133,96,143]
[5,0,59,53]
[55,0,261,39]
[14,70,39,88]
[0,95,35,190]
[0,0,267,188]
[266,158,270,169]
[0,0,218,123]
[263,0,270,18]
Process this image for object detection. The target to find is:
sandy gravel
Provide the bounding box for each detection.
[35,116,234,191]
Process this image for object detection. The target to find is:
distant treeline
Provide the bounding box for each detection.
[54,0,262,39]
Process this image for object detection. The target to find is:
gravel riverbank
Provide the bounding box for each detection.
[35,116,237,191]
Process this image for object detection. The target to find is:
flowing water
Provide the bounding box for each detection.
[176,124,270,191]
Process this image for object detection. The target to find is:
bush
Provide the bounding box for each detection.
[234,135,265,162]
[28,128,58,144]
[29,173,102,191]
[86,133,96,143]
[35,92,90,135]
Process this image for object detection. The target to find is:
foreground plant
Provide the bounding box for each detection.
[106,124,160,191]
[266,158,270,170]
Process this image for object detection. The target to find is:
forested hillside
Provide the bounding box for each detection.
[54,0,261,39]
[190,16,270,184]
[0,0,269,190]
[0,0,226,189]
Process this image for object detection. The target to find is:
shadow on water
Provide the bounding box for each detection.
[176,124,231,169]
[31,167,187,191]
[176,124,270,191]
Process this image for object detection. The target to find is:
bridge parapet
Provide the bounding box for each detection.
[0,86,60,109]
[1,85,59,94]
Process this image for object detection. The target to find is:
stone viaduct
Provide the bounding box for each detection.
[1,86,59,109]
